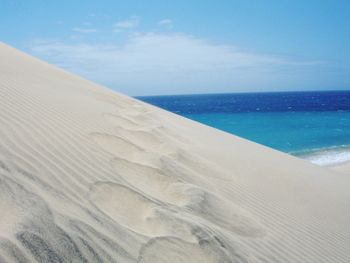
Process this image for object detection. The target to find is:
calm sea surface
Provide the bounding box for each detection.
[138,91,350,166]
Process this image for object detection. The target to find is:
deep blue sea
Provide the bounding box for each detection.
[138,91,350,166]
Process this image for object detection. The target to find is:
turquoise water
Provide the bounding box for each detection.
[139,91,350,165]
[183,111,350,153]
[183,111,350,165]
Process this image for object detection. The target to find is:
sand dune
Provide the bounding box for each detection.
[0,42,350,262]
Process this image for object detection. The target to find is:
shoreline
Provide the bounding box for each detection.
[293,145,350,166]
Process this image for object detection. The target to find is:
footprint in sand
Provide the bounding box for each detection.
[88,180,260,262]
[110,158,265,238]
[90,112,265,242]
[181,185,266,237]
[102,113,141,130]
[111,128,179,156]
[90,130,265,238]
[103,113,190,148]
[111,158,189,206]
[89,182,197,242]
[95,92,162,127]
[90,133,162,168]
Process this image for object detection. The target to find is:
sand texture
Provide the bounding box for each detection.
[0,42,350,262]
[331,162,350,175]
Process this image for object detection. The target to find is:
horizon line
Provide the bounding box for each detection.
[135,88,350,98]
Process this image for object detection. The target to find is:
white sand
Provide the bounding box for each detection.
[331,162,350,175]
[0,42,350,262]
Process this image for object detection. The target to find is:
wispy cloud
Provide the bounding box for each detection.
[113,17,139,33]
[82,21,92,26]
[158,19,173,29]
[72,27,97,34]
[28,33,324,95]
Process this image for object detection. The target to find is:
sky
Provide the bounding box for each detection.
[1,0,350,96]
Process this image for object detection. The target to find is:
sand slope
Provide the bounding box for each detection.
[0,42,349,262]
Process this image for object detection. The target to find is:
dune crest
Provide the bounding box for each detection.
[0,43,350,262]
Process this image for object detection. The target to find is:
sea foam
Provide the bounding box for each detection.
[298,146,350,166]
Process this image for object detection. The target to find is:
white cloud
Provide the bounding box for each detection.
[72,27,97,33]
[158,19,173,28]
[113,17,139,32]
[28,33,323,95]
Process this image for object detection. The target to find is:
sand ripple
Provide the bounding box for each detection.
[1,43,350,262]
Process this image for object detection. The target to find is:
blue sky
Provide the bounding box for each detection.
[1,0,350,95]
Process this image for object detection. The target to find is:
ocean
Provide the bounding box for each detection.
[138,91,350,166]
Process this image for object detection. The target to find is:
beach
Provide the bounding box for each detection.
[331,161,350,174]
[1,42,350,262]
